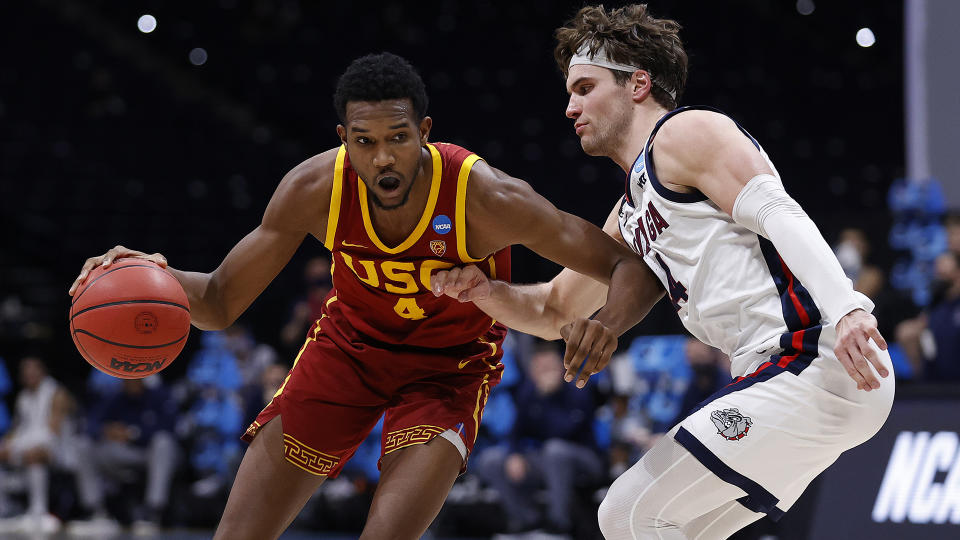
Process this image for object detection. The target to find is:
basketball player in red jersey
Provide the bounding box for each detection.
[68,53,654,539]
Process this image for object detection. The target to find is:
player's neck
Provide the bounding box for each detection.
[367,146,433,244]
[611,104,670,172]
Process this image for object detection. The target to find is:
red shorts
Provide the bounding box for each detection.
[242,313,505,478]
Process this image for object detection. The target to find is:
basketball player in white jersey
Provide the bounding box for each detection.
[431,4,894,538]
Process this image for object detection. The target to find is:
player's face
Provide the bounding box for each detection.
[565,65,634,157]
[338,99,431,210]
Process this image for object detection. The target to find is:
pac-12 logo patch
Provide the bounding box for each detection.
[432,214,452,234]
[430,240,446,257]
[710,408,752,441]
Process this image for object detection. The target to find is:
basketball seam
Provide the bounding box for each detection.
[70,299,190,320]
[72,328,189,349]
[70,263,166,306]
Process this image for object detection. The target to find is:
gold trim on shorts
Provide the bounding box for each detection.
[283,433,340,476]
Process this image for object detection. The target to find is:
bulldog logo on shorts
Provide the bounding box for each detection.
[430,240,446,257]
[710,408,752,441]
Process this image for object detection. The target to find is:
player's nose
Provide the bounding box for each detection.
[372,148,395,168]
[565,95,582,119]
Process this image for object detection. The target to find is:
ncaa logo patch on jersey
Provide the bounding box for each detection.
[430,240,446,257]
[630,154,648,189]
[710,408,752,441]
[432,214,452,235]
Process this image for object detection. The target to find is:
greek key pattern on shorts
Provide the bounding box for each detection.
[243,420,262,440]
[383,424,445,454]
[282,434,339,476]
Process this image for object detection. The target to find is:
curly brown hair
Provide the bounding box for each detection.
[554,4,688,109]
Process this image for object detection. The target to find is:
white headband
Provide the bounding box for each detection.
[568,44,677,101]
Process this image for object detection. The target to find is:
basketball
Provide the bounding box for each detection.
[69,259,191,379]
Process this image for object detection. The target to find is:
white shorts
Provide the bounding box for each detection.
[673,324,895,519]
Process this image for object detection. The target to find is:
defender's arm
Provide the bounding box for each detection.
[437,199,663,340]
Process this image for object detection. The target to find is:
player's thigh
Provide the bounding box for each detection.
[214,416,326,540]
[598,433,750,539]
[360,435,463,540]
[244,328,390,478]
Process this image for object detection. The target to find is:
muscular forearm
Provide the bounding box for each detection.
[474,281,570,340]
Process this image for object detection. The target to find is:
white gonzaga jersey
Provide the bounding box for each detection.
[618,106,872,377]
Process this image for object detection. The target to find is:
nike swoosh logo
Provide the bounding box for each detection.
[458,359,472,369]
[341,241,368,249]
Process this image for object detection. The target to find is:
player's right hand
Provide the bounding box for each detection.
[431,264,490,302]
[560,318,618,388]
[69,245,168,296]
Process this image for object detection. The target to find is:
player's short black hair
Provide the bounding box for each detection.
[333,52,429,124]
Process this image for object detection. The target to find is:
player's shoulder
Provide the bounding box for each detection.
[655,109,739,151]
[431,141,474,159]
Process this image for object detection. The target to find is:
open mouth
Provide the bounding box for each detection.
[378,176,401,191]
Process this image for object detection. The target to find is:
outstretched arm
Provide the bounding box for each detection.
[438,162,664,385]
[652,110,889,391]
[435,199,663,340]
[69,149,337,330]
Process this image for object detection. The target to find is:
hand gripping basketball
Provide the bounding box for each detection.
[69,245,168,296]
[69,246,188,379]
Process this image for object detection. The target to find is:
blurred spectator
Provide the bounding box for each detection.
[596,338,728,480]
[69,378,179,535]
[222,324,279,390]
[594,394,649,480]
[280,256,333,350]
[0,357,76,534]
[834,228,870,281]
[608,335,691,435]
[896,251,960,380]
[474,343,603,536]
[243,362,289,423]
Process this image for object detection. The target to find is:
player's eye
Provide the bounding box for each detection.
[579,85,593,95]
[392,133,407,142]
[356,137,370,144]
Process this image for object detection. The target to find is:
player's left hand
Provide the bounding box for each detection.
[835,309,889,391]
[560,318,618,388]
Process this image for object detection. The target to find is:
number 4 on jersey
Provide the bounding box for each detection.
[394,297,427,320]
[654,253,688,311]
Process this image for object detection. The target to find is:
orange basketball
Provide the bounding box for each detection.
[69,259,191,379]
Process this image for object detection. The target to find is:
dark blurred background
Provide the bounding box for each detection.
[1,1,958,538]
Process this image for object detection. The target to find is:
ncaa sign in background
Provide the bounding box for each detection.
[810,398,960,539]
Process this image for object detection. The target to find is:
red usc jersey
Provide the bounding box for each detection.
[321,142,511,348]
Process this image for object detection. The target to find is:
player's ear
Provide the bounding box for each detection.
[336,124,347,145]
[631,70,653,103]
[419,116,432,145]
